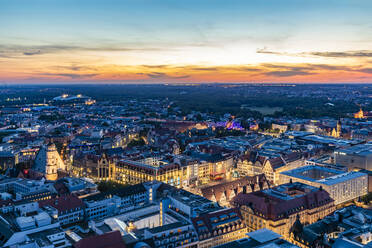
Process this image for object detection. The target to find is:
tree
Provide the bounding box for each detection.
[127,137,146,148]
[97,180,128,192]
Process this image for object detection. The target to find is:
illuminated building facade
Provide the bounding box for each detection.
[97,153,115,180]
[238,152,304,185]
[191,208,247,248]
[34,143,66,181]
[354,108,366,119]
[113,155,233,187]
[335,142,372,170]
[280,165,368,205]
[232,182,335,239]
[0,151,18,171]
[115,159,184,186]
[199,174,269,207]
[189,153,234,185]
[331,120,342,138]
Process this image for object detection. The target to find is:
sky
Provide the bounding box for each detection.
[0,0,372,84]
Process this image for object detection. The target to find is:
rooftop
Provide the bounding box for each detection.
[216,229,299,248]
[336,142,372,156]
[232,182,334,220]
[281,165,367,185]
[170,188,214,207]
[39,194,85,213]
[148,221,188,234]
[291,205,372,247]
[300,135,361,147]
[84,183,146,202]
[118,159,179,173]
[262,183,318,201]
[74,230,126,248]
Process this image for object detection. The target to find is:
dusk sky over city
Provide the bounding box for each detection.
[4,2,372,247]
[1,0,372,83]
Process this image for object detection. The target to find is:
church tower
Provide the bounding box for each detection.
[336,119,342,137]
[354,108,365,119]
[331,119,341,138]
[34,143,66,180]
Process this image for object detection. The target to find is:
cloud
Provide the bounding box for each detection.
[137,71,190,80]
[189,67,219,71]
[309,51,372,58]
[357,68,372,74]
[256,47,285,55]
[49,65,98,72]
[257,47,372,59]
[172,75,190,79]
[265,70,315,77]
[170,65,262,73]
[0,53,11,58]
[140,65,169,69]
[258,63,351,77]
[23,50,42,56]
[236,67,262,72]
[260,63,357,75]
[40,73,98,79]
[0,43,168,58]
[261,63,310,71]
[145,72,166,78]
[309,64,350,71]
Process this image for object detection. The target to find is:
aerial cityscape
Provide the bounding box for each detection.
[1,1,372,248]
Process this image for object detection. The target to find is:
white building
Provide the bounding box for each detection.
[280,165,368,205]
[34,143,66,181]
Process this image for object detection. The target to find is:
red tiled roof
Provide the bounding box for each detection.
[200,175,269,202]
[74,231,126,248]
[239,151,257,162]
[282,152,302,163]
[256,155,266,166]
[232,183,334,221]
[267,157,285,169]
[53,181,70,195]
[191,208,245,238]
[39,194,84,213]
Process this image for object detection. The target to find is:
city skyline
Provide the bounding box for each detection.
[1,0,372,84]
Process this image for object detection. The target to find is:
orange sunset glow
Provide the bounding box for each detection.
[1,0,372,84]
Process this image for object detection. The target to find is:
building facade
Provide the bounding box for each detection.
[39,194,85,226]
[115,159,184,186]
[34,143,66,181]
[334,142,372,170]
[280,165,368,205]
[191,208,247,248]
[232,182,335,239]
